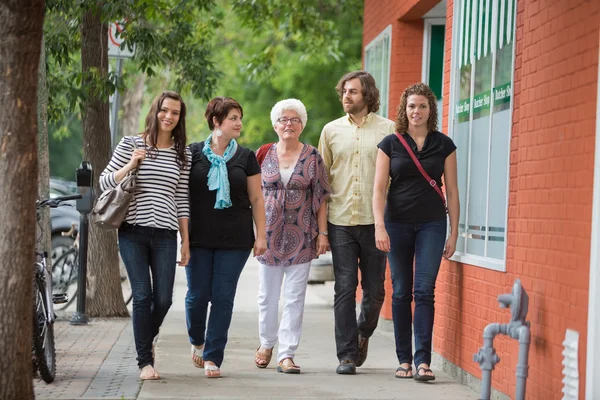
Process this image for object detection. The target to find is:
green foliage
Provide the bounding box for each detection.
[212,0,364,149]
[46,0,364,166]
[44,0,222,126]
[48,116,83,180]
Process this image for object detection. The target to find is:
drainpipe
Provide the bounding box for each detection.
[474,280,531,400]
[474,323,502,400]
[513,324,531,400]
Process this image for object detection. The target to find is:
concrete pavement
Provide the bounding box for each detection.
[138,256,479,400]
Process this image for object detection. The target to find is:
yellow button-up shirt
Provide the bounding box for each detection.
[318,112,395,226]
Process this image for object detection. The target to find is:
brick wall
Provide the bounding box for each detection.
[364,0,599,399]
[435,1,599,399]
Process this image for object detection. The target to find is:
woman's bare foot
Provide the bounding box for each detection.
[204,361,221,378]
[140,365,160,380]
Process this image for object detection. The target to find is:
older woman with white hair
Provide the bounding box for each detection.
[254,98,331,374]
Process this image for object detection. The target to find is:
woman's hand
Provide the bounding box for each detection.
[178,240,190,266]
[316,234,329,256]
[253,236,267,257]
[128,149,146,170]
[375,224,391,253]
[443,235,457,259]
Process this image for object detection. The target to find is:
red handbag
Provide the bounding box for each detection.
[394,132,447,212]
[255,143,274,167]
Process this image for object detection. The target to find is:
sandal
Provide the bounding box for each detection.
[191,345,204,368]
[414,366,435,382]
[255,346,272,368]
[395,365,413,379]
[204,362,221,378]
[140,365,160,380]
[276,358,301,374]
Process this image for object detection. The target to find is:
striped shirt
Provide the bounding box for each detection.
[99,136,191,231]
[318,112,395,226]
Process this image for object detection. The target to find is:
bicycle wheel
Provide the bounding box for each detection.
[52,248,78,311]
[33,273,56,383]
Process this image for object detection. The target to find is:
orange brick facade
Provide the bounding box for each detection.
[362,0,599,399]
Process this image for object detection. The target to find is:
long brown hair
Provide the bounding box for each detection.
[395,83,438,134]
[143,91,187,167]
[335,70,380,114]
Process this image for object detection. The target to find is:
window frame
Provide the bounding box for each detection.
[364,25,392,118]
[448,0,517,272]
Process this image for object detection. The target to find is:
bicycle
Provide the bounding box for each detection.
[34,194,82,383]
[52,228,133,311]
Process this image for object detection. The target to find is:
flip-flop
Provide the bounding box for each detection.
[395,365,413,379]
[255,346,272,369]
[414,367,435,382]
[204,363,221,378]
[191,345,204,368]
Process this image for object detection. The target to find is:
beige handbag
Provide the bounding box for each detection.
[91,137,140,230]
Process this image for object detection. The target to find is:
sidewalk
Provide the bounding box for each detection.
[34,256,480,399]
[139,257,479,399]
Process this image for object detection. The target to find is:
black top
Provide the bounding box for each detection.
[378,131,456,223]
[188,142,261,249]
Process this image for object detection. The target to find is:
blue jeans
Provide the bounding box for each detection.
[185,247,251,367]
[385,218,447,368]
[118,223,177,369]
[328,223,387,362]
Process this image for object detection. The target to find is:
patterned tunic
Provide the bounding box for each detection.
[257,144,331,267]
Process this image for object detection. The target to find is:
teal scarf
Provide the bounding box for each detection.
[202,134,238,209]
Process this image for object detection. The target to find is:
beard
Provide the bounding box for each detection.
[343,101,367,115]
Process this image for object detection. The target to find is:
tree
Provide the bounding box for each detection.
[38,38,52,265]
[0,0,45,398]
[43,0,364,316]
[43,0,222,316]
[81,2,128,317]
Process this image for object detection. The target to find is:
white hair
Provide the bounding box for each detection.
[270,98,308,127]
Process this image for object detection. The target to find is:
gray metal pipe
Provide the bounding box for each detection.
[514,325,531,400]
[474,280,531,400]
[476,323,504,400]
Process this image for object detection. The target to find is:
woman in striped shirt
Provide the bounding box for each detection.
[99,91,191,381]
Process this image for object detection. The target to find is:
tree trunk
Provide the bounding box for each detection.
[120,73,146,138]
[38,37,52,260]
[0,0,45,398]
[81,2,128,317]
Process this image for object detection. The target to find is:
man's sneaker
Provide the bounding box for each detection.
[356,334,369,367]
[336,359,356,375]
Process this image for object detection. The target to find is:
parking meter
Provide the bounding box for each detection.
[71,162,94,326]
[75,161,94,214]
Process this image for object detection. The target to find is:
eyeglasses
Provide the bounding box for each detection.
[277,117,302,125]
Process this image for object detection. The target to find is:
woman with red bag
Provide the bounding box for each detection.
[372,83,459,382]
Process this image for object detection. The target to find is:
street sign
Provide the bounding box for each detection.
[108,22,135,59]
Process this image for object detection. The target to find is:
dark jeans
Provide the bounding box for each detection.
[185,247,251,367]
[385,218,447,368]
[328,222,386,362]
[118,223,178,369]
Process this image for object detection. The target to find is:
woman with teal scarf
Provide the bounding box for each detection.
[186,97,267,378]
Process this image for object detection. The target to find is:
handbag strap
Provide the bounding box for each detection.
[256,142,274,167]
[394,132,447,210]
[128,136,141,175]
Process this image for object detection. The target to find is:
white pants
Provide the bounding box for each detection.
[258,261,311,363]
